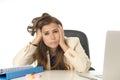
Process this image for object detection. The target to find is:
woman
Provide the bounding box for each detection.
[13,13,91,72]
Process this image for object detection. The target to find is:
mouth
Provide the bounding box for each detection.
[50,41,57,44]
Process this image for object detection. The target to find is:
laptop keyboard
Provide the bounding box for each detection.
[94,74,103,79]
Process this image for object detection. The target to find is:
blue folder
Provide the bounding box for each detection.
[0,66,43,80]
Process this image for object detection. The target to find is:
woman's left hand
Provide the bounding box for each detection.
[58,25,65,46]
[58,25,69,52]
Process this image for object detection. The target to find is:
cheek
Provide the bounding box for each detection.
[56,35,60,41]
[42,35,51,45]
[42,36,48,42]
[56,34,60,40]
[42,37,48,45]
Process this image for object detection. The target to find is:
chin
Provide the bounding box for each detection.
[50,46,58,49]
[49,45,58,49]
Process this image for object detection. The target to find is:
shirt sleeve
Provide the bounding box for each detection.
[64,37,91,72]
[13,43,37,66]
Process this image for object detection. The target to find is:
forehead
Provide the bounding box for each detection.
[42,23,58,31]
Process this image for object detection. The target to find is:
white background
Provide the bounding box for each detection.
[0,0,120,72]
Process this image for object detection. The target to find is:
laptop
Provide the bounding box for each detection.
[76,31,120,80]
[102,31,120,80]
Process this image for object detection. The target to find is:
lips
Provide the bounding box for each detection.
[50,41,58,45]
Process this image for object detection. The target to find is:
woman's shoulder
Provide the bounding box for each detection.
[64,36,80,44]
[64,36,80,48]
[65,36,79,41]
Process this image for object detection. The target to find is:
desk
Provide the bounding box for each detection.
[12,70,102,80]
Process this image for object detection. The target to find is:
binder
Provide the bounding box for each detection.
[0,66,43,80]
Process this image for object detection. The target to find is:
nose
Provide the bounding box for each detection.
[50,33,55,40]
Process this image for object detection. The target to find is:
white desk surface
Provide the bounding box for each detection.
[12,70,102,80]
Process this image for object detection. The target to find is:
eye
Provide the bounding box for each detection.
[44,32,49,35]
[53,30,58,33]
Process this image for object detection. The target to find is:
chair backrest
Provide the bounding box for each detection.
[64,30,95,70]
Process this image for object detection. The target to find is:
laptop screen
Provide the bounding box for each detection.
[103,31,120,80]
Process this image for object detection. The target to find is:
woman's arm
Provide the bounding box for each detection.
[13,29,42,66]
[13,43,37,66]
[58,25,91,72]
[64,37,91,72]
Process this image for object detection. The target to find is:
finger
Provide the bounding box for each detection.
[58,25,64,36]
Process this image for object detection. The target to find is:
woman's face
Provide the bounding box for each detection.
[41,23,60,50]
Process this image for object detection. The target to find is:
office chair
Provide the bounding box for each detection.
[64,30,95,70]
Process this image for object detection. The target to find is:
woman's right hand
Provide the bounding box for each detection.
[31,29,42,45]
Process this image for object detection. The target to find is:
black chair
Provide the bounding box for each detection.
[64,30,95,70]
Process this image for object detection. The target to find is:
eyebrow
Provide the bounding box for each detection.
[43,28,58,33]
[52,28,58,31]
